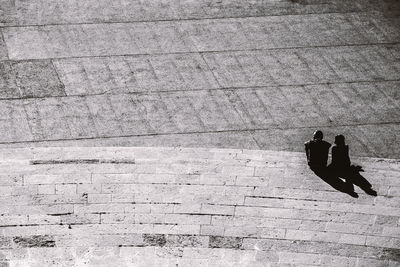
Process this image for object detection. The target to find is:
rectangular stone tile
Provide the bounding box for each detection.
[152,224,200,235]
[181,19,251,52]
[325,222,383,236]
[1,225,69,237]
[209,90,249,130]
[52,58,100,96]
[11,60,65,98]
[73,203,134,214]
[160,93,207,133]
[130,93,180,134]
[0,62,19,99]
[349,13,400,43]
[201,204,235,216]
[0,215,28,226]
[2,27,49,59]
[0,30,8,60]
[85,94,124,137]
[13,235,55,248]
[59,97,98,139]
[24,174,90,185]
[27,214,60,225]
[211,216,301,229]
[53,57,126,96]
[0,204,73,216]
[0,0,18,26]
[366,236,400,249]
[187,90,239,131]
[166,235,209,248]
[107,94,156,136]
[52,52,216,97]
[23,98,71,140]
[55,234,143,247]
[0,100,33,142]
[67,223,154,236]
[0,174,23,186]
[285,229,366,245]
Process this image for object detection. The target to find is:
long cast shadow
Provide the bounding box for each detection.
[310,165,377,198]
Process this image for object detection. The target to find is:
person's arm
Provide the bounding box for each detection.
[305,142,310,164]
[346,145,351,166]
[331,146,337,164]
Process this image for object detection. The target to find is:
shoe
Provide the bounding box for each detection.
[366,188,377,196]
[348,191,358,198]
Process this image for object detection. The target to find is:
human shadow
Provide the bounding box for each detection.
[310,165,377,198]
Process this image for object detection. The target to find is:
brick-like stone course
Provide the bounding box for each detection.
[0,147,399,265]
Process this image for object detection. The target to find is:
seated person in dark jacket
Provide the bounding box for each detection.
[330,134,351,174]
[305,130,331,172]
[330,134,377,196]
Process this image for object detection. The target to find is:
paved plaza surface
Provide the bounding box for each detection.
[1,0,400,266]
[0,147,399,266]
[0,0,399,158]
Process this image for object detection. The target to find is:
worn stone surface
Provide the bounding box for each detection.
[3,14,400,60]
[0,147,399,266]
[0,60,65,99]
[0,0,399,158]
[47,46,400,96]
[0,0,365,27]
[0,31,8,60]
[0,81,398,157]
[13,235,55,248]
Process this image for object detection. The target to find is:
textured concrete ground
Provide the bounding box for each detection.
[1,1,400,266]
[0,147,399,266]
[0,0,399,158]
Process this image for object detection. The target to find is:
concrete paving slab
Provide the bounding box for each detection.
[0,0,399,160]
[0,61,19,98]
[14,45,395,98]
[0,100,33,142]
[0,0,365,27]
[0,80,398,157]
[0,30,8,60]
[11,60,66,98]
[53,54,220,96]
[3,14,400,60]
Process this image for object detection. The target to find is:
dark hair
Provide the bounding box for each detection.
[313,130,323,140]
[334,134,345,146]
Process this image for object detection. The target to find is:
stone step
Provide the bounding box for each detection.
[0,147,399,266]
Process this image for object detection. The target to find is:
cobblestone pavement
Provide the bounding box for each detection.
[0,147,399,266]
[0,0,399,158]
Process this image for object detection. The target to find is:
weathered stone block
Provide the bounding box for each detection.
[13,235,55,248]
[166,235,208,248]
[209,236,242,249]
[11,60,65,98]
[0,62,19,99]
[143,234,167,247]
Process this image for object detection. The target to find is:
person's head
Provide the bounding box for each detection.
[334,134,345,146]
[313,130,323,141]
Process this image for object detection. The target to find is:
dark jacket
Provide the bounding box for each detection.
[305,139,331,167]
[331,145,351,170]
